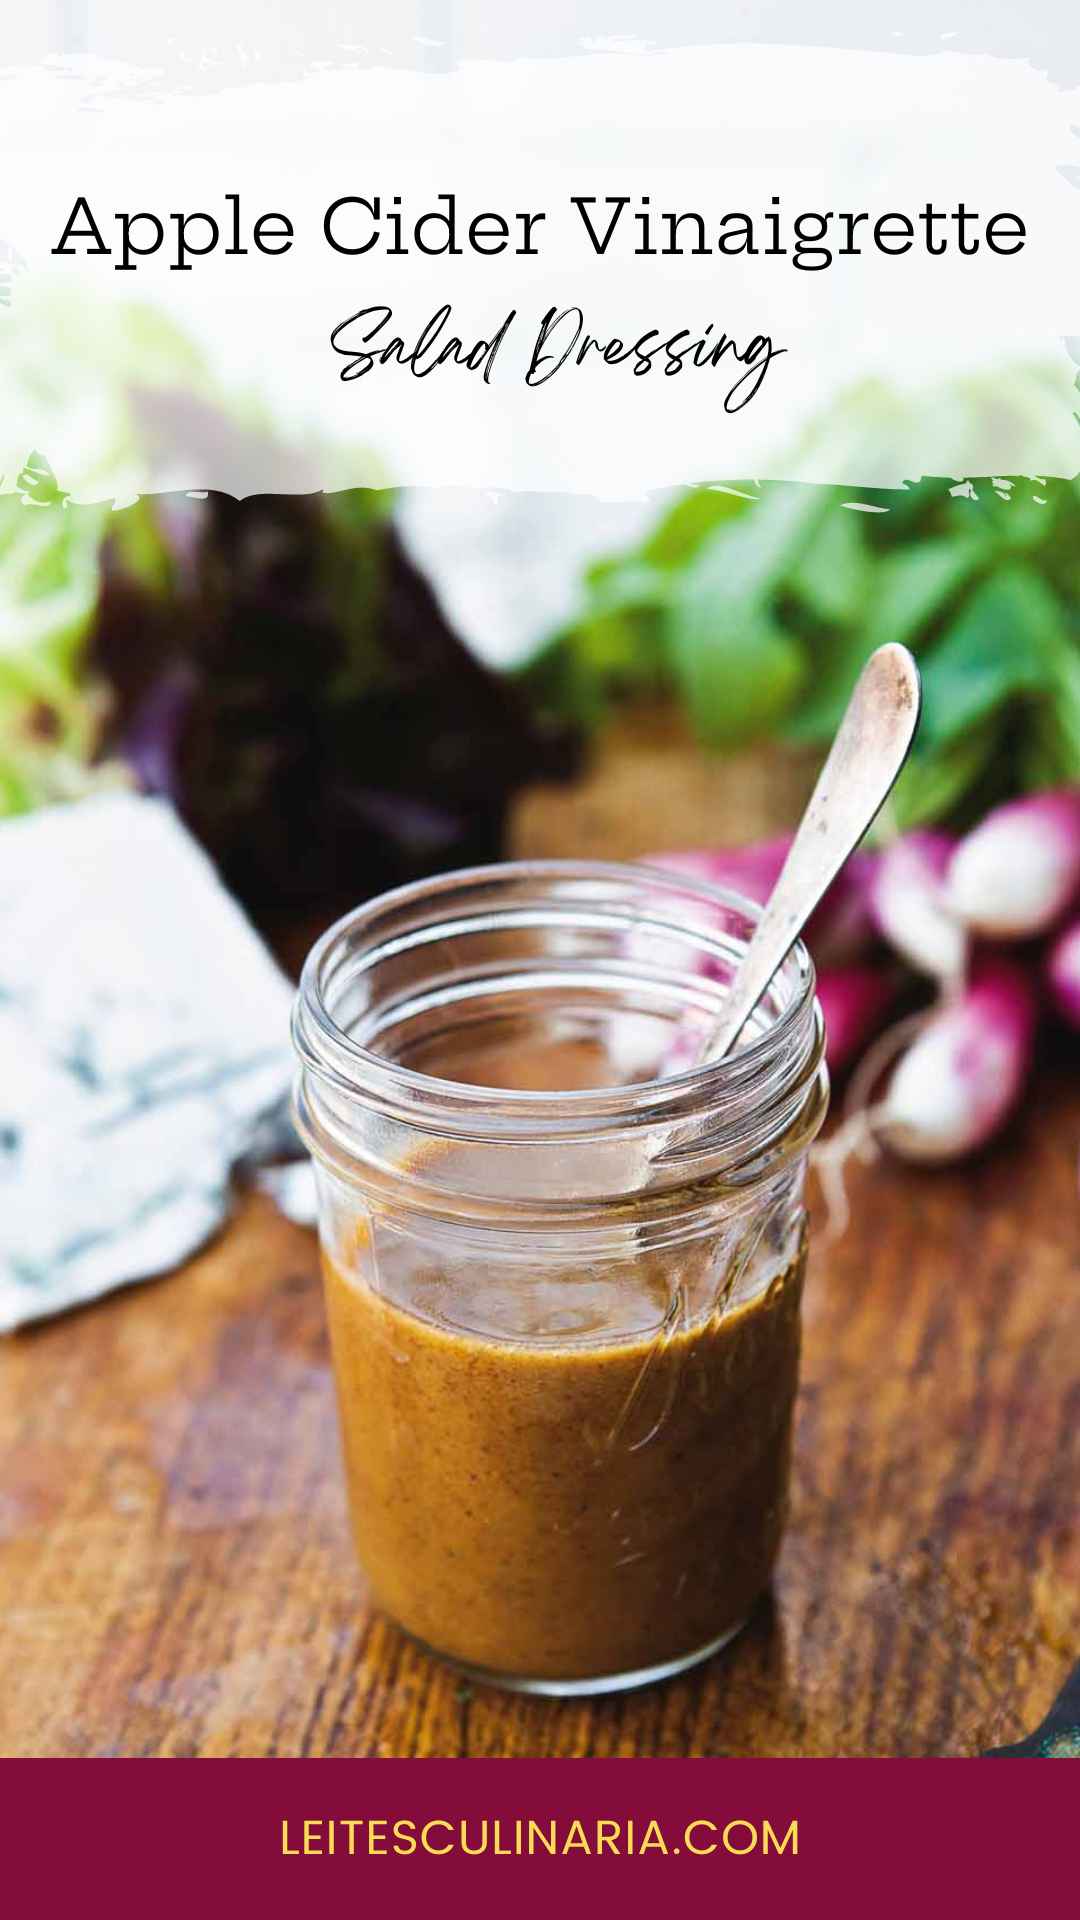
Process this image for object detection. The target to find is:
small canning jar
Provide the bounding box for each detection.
[293,861,827,1695]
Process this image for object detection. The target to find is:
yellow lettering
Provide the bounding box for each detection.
[764,1820,798,1856]
[684,1820,717,1856]
[723,1820,758,1855]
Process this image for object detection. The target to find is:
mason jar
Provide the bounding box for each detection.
[292,860,828,1695]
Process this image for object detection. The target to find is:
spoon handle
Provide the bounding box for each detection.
[700,642,922,1065]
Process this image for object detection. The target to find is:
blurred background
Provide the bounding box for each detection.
[3,296,1078,940]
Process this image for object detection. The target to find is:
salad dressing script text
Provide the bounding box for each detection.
[328,302,784,409]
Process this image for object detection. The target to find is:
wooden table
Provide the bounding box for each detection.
[2,728,1078,1757]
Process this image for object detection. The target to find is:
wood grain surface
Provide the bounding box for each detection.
[2,725,1078,1758]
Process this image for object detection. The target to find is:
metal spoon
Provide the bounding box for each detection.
[699,642,922,1065]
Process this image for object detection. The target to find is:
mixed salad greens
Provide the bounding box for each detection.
[0,473,575,917]
[520,471,1080,827]
[0,287,578,917]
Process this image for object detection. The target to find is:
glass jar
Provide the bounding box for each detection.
[293,860,827,1695]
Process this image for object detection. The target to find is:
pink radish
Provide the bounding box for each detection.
[816,966,897,1074]
[641,963,894,1084]
[650,840,877,967]
[650,841,789,908]
[947,789,1080,939]
[1045,918,1080,1032]
[869,830,965,982]
[877,958,1037,1163]
[806,852,879,969]
[624,847,877,1082]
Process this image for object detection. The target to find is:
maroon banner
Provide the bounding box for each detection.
[2,1756,1070,1917]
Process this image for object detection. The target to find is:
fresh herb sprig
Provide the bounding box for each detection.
[518,473,1080,827]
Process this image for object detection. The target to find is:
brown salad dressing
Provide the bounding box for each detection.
[321,1035,804,1683]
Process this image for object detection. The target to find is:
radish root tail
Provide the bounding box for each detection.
[810,1008,935,1244]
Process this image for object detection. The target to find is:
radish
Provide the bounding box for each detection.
[650,839,877,967]
[869,830,966,982]
[624,848,879,1082]
[1045,918,1080,1032]
[816,965,897,1074]
[877,958,1037,1163]
[638,962,893,1084]
[649,841,788,909]
[806,851,879,969]
[947,789,1080,939]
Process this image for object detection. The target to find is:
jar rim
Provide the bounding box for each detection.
[292,858,821,1150]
